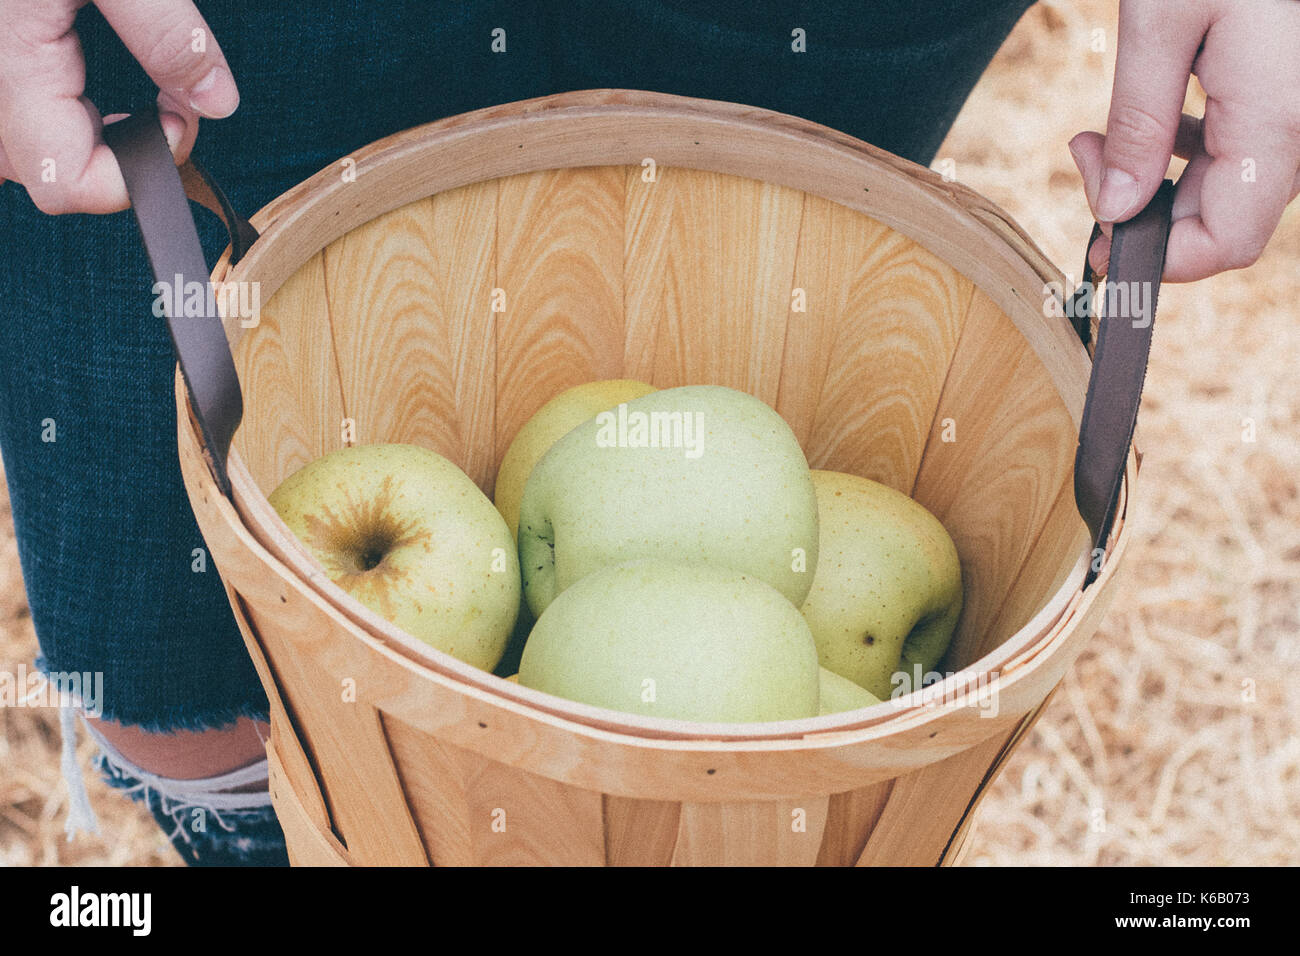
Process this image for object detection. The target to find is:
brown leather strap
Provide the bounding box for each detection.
[1072,179,1175,587]
[103,109,251,498]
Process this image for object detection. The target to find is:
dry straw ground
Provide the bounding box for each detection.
[1,0,1296,866]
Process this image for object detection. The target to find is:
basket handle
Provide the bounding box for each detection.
[103,108,253,499]
[1068,179,1175,588]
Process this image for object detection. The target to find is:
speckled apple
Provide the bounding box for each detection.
[269,443,520,671]
[517,385,819,618]
[801,470,963,700]
[518,560,821,723]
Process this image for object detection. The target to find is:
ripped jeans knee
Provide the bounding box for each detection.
[56,699,288,866]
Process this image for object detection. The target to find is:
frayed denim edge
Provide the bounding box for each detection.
[34,653,270,732]
[96,752,288,865]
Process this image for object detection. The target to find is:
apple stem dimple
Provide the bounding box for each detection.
[358,546,386,571]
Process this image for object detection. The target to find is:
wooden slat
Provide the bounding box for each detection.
[231,251,344,493]
[781,194,973,492]
[672,798,829,866]
[938,686,1062,865]
[268,744,352,866]
[322,181,498,488]
[602,795,682,866]
[223,586,332,836]
[911,289,1077,671]
[815,782,894,866]
[623,167,802,404]
[856,729,1009,866]
[383,714,606,866]
[381,728,478,866]
[975,480,1090,662]
[242,601,429,865]
[493,166,627,491]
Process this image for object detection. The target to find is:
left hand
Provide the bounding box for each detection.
[1069,0,1300,282]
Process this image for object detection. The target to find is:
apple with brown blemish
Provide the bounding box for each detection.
[269,443,520,671]
[800,470,962,701]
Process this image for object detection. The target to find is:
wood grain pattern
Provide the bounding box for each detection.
[231,252,344,493]
[912,290,1077,672]
[856,729,1009,866]
[815,782,894,866]
[603,795,682,866]
[672,798,829,866]
[322,181,498,489]
[781,193,974,492]
[977,479,1090,662]
[623,167,802,404]
[493,167,627,491]
[383,714,606,866]
[378,726,476,866]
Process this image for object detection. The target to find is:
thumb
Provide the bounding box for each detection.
[1097,0,1207,222]
[95,0,239,119]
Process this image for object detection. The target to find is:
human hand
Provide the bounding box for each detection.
[1068,0,1300,281]
[0,0,238,214]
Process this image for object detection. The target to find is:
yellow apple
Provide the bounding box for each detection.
[269,443,519,671]
[494,379,657,539]
[801,470,962,700]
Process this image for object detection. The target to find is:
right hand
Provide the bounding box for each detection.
[0,0,239,214]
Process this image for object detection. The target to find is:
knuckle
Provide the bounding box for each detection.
[140,20,209,85]
[1218,241,1264,272]
[1108,101,1174,154]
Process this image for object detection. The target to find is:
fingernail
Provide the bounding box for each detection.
[1067,139,1083,171]
[159,112,183,151]
[188,66,238,119]
[1096,168,1138,222]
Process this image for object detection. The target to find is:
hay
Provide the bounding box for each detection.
[2,0,1296,865]
[944,0,1300,866]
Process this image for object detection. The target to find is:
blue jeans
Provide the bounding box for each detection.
[0,0,1034,859]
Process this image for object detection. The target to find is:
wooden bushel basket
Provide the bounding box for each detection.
[126,91,1156,865]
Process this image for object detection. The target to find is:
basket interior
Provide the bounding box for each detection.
[231,163,1088,677]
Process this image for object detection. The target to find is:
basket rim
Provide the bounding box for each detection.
[188,89,1136,746]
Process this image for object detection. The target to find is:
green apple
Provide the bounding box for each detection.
[518,385,819,617]
[800,470,962,700]
[518,560,820,722]
[818,667,881,715]
[494,379,657,539]
[268,443,519,671]
[491,379,656,676]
